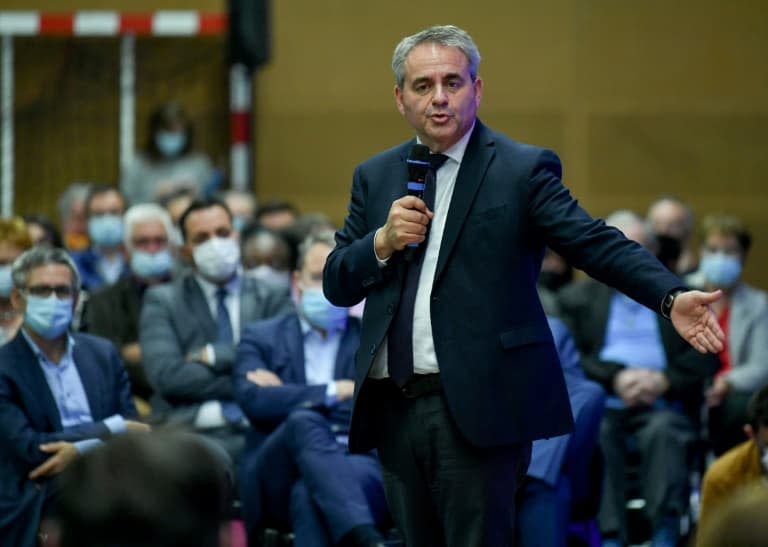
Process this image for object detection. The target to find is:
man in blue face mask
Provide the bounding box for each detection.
[70,184,130,291]
[234,231,390,547]
[83,204,177,413]
[0,246,148,547]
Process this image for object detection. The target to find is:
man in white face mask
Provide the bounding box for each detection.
[84,204,177,413]
[70,185,130,291]
[700,384,768,525]
[140,198,293,465]
[234,231,389,547]
[0,246,148,547]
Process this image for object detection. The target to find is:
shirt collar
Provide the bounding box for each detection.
[416,120,475,166]
[21,327,76,366]
[195,268,242,300]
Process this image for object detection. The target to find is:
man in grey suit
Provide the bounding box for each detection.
[140,198,293,463]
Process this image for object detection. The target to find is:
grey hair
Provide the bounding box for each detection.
[392,25,481,89]
[56,182,92,223]
[605,209,657,252]
[296,230,336,272]
[11,246,81,291]
[123,203,174,251]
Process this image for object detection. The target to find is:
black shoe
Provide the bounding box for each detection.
[337,524,387,547]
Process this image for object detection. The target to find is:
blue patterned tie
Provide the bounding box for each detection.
[215,287,234,344]
[387,153,449,386]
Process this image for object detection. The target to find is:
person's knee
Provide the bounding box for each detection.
[283,409,328,443]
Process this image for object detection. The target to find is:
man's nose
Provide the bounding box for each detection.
[432,84,448,104]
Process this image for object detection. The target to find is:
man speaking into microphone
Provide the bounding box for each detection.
[323,24,724,547]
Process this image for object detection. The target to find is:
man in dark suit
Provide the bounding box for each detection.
[234,231,389,547]
[558,210,720,546]
[322,25,724,546]
[0,247,145,547]
[140,198,293,464]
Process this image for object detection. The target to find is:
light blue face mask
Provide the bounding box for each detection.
[24,294,73,340]
[0,265,13,298]
[131,249,173,279]
[700,252,742,288]
[155,130,187,158]
[300,286,348,332]
[88,214,124,247]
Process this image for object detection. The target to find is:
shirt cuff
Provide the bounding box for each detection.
[103,414,126,434]
[74,438,102,454]
[324,381,338,407]
[373,228,391,267]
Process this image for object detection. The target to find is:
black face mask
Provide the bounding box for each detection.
[656,235,683,272]
[538,270,573,292]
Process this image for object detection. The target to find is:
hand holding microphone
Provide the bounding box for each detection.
[373,144,434,261]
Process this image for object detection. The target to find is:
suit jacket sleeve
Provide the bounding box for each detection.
[140,285,232,403]
[324,163,394,307]
[234,322,327,427]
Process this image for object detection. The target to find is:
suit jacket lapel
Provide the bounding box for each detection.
[434,122,495,283]
[72,339,103,419]
[184,275,218,341]
[13,335,63,430]
[283,315,307,384]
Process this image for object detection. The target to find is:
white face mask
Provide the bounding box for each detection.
[192,237,241,283]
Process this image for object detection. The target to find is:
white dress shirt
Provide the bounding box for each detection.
[369,124,474,378]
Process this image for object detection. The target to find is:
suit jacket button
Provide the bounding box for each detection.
[431,296,439,302]
[369,344,376,355]
[387,304,395,315]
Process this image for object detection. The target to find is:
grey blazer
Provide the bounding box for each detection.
[139,271,293,423]
[724,282,768,392]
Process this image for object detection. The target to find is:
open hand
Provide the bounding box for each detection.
[670,290,725,353]
[29,442,78,480]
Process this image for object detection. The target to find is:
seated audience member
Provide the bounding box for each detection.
[516,315,606,547]
[120,100,214,205]
[241,223,294,288]
[56,182,91,252]
[22,213,63,248]
[0,247,145,547]
[222,189,258,234]
[84,204,176,411]
[70,185,130,291]
[699,384,768,526]
[140,198,292,464]
[558,210,719,547]
[685,213,768,456]
[696,483,768,547]
[537,248,574,293]
[0,217,33,345]
[646,195,697,275]
[255,198,299,232]
[234,231,389,547]
[54,431,229,547]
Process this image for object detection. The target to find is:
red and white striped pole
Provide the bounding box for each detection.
[229,63,252,192]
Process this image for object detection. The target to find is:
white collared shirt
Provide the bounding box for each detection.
[370,124,475,378]
[194,270,242,344]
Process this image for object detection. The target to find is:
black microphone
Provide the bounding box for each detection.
[403,144,431,261]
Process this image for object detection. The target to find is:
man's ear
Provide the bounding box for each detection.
[10,287,24,312]
[394,85,405,116]
[744,424,755,440]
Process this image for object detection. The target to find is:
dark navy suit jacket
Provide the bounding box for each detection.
[323,120,684,452]
[234,312,360,437]
[0,331,137,547]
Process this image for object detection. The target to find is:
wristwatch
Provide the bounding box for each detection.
[660,288,687,320]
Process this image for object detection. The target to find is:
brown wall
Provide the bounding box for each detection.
[6,0,768,286]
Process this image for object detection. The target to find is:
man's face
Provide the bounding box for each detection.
[394,42,482,153]
[88,191,125,218]
[12,263,76,314]
[183,205,234,252]
[648,201,690,242]
[293,243,331,297]
[131,220,169,255]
